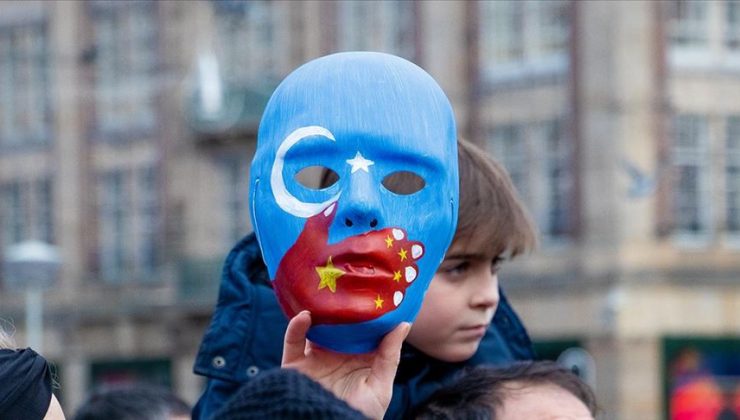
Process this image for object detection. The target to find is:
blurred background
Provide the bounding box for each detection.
[0,0,738,418]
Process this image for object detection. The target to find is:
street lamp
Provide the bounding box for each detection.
[3,241,61,353]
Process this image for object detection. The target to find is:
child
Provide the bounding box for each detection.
[193,138,537,419]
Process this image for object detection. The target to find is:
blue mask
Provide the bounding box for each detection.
[250,52,458,353]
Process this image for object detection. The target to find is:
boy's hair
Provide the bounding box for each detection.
[414,361,598,419]
[320,138,536,258]
[73,383,191,420]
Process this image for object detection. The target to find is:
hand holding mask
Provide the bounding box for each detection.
[250,52,459,353]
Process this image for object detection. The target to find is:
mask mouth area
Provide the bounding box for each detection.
[345,263,376,276]
[334,253,385,277]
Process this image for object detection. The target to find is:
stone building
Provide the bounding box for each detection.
[0,1,738,418]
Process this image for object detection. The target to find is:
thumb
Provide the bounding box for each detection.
[367,322,411,389]
[282,311,312,365]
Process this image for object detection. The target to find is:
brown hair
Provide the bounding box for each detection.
[320,138,537,258]
[414,361,599,419]
[453,138,536,259]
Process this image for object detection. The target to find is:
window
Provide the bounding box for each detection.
[488,124,529,202]
[479,0,570,80]
[91,1,157,134]
[667,1,740,67]
[668,0,709,47]
[96,166,160,282]
[1,182,25,247]
[213,0,279,84]
[727,117,740,235]
[138,167,159,276]
[672,115,711,241]
[37,178,54,244]
[221,158,250,245]
[540,121,571,238]
[98,171,127,280]
[0,22,50,147]
[727,1,740,49]
[0,178,54,248]
[336,1,416,61]
[488,118,572,242]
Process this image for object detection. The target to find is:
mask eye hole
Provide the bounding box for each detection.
[295,166,339,190]
[382,171,425,195]
[319,168,339,188]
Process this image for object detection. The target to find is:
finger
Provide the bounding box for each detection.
[282,310,312,365]
[367,322,411,389]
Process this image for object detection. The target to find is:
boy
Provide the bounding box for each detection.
[193,138,537,419]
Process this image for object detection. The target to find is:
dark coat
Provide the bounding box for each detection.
[192,233,535,420]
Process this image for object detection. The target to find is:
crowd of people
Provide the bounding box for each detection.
[1,52,599,420]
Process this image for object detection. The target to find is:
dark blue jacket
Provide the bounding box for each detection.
[192,233,535,419]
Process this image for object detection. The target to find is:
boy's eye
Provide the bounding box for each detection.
[441,261,469,276]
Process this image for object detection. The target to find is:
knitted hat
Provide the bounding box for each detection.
[215,368,368,420]
[0,348,53,420]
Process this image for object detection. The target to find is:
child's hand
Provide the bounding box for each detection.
[281,311,410,420]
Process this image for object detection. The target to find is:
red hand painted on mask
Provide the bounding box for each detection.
[274,203,425,325]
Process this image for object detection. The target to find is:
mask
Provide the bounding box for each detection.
[250,52,458,353]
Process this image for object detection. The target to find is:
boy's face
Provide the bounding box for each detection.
[406,241,501,362]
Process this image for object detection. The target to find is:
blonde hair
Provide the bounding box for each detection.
[0,322,17,350]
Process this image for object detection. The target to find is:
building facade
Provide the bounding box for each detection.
[0,1,738,418]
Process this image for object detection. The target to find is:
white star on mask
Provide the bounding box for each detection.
[346,152,375,173]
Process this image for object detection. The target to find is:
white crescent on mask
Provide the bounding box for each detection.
[271,125,341,218]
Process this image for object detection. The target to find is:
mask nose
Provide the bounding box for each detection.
[336,172,383,232]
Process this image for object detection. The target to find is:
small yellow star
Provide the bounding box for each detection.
[393,270,402,282]
[385,235,394,248]
[315,256,345,293]
[398,248,408,261]
[374,295,384,309]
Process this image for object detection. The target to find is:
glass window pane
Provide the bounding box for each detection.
[672,115,710,236]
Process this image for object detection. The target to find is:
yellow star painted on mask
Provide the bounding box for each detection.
[398,248,408,261]
[374,295,384,309]
[315,256,345,293]
[393,270,402,282]
[385,235,394,248]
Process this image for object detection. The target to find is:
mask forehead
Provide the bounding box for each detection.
[256,52,456,163]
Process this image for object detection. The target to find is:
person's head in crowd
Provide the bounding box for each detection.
[415,361,598,419]
[72,383,190,420]
[404,138,537,362]
[0,325,66,420]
